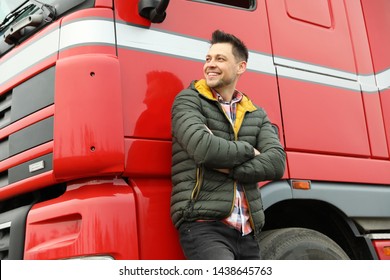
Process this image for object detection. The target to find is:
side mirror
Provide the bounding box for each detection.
[138,0,170,23]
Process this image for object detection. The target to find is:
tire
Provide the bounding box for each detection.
[259,227,350,260]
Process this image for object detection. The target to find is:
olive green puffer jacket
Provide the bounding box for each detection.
[170,79,286,239]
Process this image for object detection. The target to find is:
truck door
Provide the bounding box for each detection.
[266,0,388,182]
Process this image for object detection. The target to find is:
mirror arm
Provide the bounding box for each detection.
[138,0,170,23]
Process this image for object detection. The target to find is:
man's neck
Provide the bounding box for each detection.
[213,88,235,102]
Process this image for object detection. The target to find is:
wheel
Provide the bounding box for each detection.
[259,227,350,260]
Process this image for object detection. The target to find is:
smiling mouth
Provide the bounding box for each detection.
[207,72,220,77]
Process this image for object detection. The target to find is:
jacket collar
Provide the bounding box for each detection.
[193,79,257,112]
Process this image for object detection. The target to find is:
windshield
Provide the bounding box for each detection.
[0,0,26,22]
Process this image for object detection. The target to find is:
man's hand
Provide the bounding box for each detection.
[215,168,230,174]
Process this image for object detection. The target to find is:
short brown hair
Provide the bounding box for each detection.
[210,30,249,62]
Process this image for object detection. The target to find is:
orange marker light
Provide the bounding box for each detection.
[384,246,390,256]
[292,180,311,190]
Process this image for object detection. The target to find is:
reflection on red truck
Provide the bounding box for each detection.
[0,0,389,260]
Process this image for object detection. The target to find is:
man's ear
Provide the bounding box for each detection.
[237,61,247,75]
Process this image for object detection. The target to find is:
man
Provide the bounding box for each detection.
[170,30,286,260]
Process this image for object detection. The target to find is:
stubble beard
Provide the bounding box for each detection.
[206,76,234,92]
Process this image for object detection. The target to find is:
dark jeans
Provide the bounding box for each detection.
[179,221,261,260]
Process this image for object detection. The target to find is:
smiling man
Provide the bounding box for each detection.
[170,30,286,260]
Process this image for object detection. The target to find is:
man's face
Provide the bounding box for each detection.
[203,43,246,92]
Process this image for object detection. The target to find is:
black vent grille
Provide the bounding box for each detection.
[0,170,8,188]
[0,66,55,131]
[0,90,12,129]
[0,204,31,260]
[0,222,11,259]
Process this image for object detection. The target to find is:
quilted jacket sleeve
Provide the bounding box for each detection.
[231,111,286,184]
[172,89,255,168]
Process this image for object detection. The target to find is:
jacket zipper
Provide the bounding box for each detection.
[242,187,255,230]
[191,165,203,201]
[227,181,237,216]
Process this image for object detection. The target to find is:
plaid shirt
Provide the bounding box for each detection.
[213,89,253,236]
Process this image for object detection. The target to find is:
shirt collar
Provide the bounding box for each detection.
[211,88,243,104]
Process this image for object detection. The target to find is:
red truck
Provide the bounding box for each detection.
[0,0,389,260]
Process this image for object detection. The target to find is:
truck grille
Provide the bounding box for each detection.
[0,67,55,186]
[0,66,56,259]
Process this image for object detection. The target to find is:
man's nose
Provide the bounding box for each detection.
[206,59,216,67]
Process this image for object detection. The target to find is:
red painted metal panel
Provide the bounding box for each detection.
[118,49,187,140]
[266,0,356,72]
[362,93,389,159]
[24,179,139,260]
[362,0,390,159]
[53,55,125,181]
[95,0,113,8]
[131,178,184,259]
[124,138,171,177]
[285,0,332,28]
[361,0,390,74]
[288,151,390,185]
[279,77,370,157]
[114,0,151,27]
[343,0,374,75]
[380,89,390,158]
